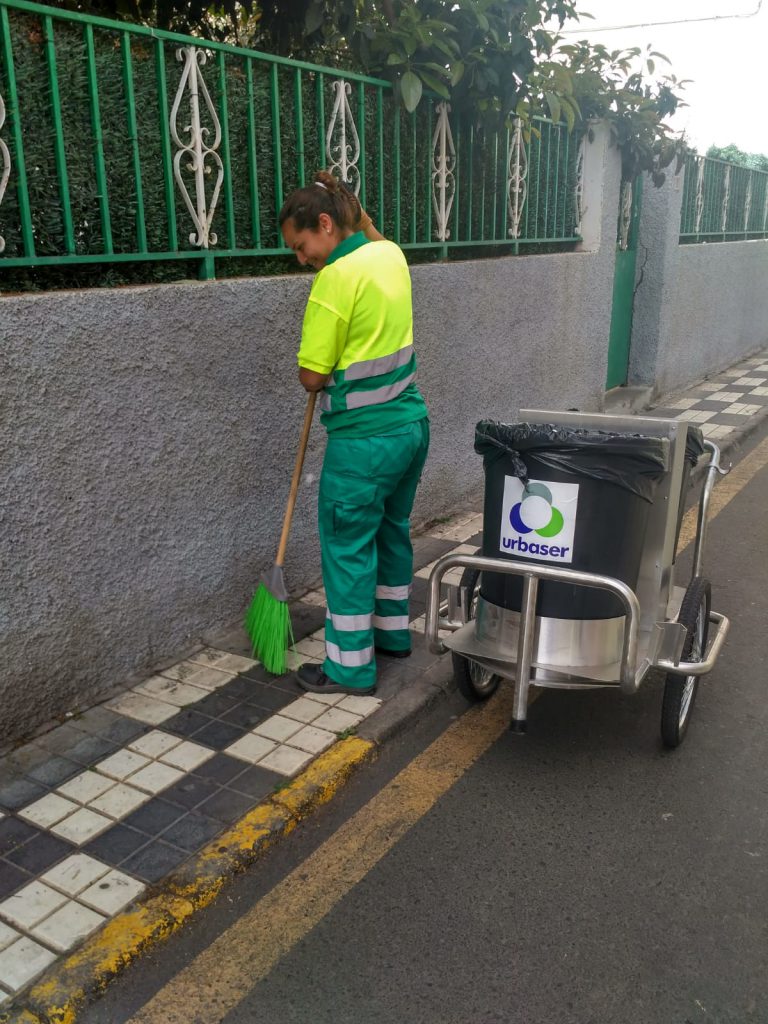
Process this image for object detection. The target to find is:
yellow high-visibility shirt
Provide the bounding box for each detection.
[297,232,428,436]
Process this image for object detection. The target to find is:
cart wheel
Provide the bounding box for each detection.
[452,568,502,703]
[661,576,711,749]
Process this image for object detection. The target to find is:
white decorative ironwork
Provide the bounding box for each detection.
[326,80,360,194]
[506,117,528,239]
[618,179,633,250]
[720,163,731,235]
[744,170,753,233]
[0,92,11,254]
[694,157,705,235]
[573,133,587,235]
[431,102,455,242]
[170,47,223,248]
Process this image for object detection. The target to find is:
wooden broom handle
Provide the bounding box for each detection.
[275,391,317,567]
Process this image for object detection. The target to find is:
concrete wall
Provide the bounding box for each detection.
[0,129,621,744]
[631,170,768,396]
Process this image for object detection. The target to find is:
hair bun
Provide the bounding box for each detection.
[314,170,339,193]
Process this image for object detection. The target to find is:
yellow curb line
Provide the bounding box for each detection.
[1,736,374,1024]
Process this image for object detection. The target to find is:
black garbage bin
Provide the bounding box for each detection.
[474,421,669,619]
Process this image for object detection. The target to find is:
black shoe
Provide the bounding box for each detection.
[374,646,411,659]
[295,662,377,696]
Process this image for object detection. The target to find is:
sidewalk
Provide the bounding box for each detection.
[2,348,768,1022]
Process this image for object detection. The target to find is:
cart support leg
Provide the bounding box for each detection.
[511,574,538,733]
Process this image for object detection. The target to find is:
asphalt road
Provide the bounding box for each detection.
[83,422,768,1024]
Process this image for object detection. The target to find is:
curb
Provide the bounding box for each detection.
[1,736,376,1024]
[1,657,458,1024]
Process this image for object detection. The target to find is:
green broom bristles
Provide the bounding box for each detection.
[244,582,295,676]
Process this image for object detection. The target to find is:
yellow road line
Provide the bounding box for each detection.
[677,435,768,553]
[127,687,516,1024]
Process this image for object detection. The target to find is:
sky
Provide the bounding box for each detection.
[552,0,768,156]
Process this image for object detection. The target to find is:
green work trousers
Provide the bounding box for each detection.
[318,418,430,690]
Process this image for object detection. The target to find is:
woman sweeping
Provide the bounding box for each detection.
[279,170,430,696]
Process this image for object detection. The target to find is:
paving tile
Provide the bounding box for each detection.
[57,770,116,805]
[311,708,363,733]
[127,731,183,759]
[41,854,110,896]
[749,386,768,397]
[99,718,149,746]
[5,832,72,875]
[25,757,81,786]
[238,683,296,713]
[67,706,123,737]
[0,936,57,992]
[163,708,214,738]
[159,813,222,852]
[161,776,220,810]
[78,869,145,916]
[285,725,337,755]
[191,720,248,750]
[227,764,283,799]
[257,746,314,776]
[159,663,234,691]
[123,798,185,837]
[0,862,30,900]
[197,787,256,823]
[67,734,120,765]
[707,391,742,402]
[304,691,345,707]
[733,376,766,386]
[132,676,210,708]
[191,753,247,785]
[337,695,382,717]
[187,649,259,674]
[96,749,151,782]
[218,704,265,730]
[19,793,80,830]
[158,741,214,773]
[105,693,178,726]
[189,691,241,718]
[120,841,189,884]
[0,921,20,952]
[83,825,149,866]
[5,745,51,774]
[128,762,185,796]
[34,724,89,757]
[32,899,106,953]
[225,733,277,766]
[0,880,68,929]
[50,808,112,846]
[279,697,326,725]
[252,715,303,742]
[293,637,326,660]
[89,783,149,820]
[0,818,38,857]
[0,778,48,812]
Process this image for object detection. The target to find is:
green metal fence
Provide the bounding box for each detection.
[680,152,768,243]
[0,0,582,285]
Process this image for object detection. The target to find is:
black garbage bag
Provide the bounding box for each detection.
[475,421,669,502]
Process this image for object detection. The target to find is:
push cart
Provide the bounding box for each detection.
[424,410,731,748]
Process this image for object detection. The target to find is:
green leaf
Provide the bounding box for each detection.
[387,52,406,65]
[419,69,450,98]
[450,61,465,86]
[544,91,561,124]
[400,70,423,112]
[304,1,324,35]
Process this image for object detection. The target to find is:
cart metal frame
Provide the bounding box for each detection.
[424,410,731,735]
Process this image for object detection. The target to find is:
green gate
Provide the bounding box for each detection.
[606,175,642,390]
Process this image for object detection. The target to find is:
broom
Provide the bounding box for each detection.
[244,391,317,674]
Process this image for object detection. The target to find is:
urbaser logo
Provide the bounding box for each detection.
[499,476,579,564]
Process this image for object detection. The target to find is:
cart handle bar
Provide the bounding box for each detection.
[655,610,730,677]
[425,553,643,695]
